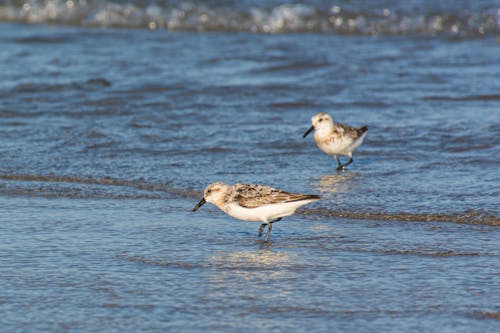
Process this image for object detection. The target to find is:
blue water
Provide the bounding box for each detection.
[2,196,499,332]
[0,1,499,331]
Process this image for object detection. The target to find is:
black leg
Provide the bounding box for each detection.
[264,223,273,242]
[258,223,266,237]
[335,156,342,166]
[258,218,281,237]
[336,157,353,170]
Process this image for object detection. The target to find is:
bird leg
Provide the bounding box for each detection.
[336,157,353,170]
[258,218,282,237]
[335,156,342,167]
[258,224,266,237]
[264,223,273,242]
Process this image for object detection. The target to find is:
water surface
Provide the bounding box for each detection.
[0,1,499,331]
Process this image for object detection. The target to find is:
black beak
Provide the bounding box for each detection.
[303,125,314,138]
[192,198,206,211]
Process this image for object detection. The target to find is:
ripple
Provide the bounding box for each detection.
[302,208,500,226]
[422,94,500,101]
[11,78,111,93]
[461,310,500,320]
[115,254,205,269]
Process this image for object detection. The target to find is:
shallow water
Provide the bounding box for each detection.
[2,196,499,332]
[0,1,500,331]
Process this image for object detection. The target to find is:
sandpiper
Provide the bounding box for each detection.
[303,112,368,170]
[192,182,320,242]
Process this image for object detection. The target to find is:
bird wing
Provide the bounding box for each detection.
[232,184,319,209]
[337,123,368,140]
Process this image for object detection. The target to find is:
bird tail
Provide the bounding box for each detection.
[286,194,321,203]
[359,126,368,134]
[301,194,321,202]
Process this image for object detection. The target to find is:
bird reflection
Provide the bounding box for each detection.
[210,249,295,272]
[313,172,358,197]
[207,249,298,298]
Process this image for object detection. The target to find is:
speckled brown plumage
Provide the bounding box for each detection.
[331,123,368,142]
[227,183,320,208]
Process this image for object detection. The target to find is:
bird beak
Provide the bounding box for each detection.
[192,198,206,211]
[303,125,314,138]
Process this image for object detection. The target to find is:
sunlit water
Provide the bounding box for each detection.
[0,1,499,331]
[2,196,499,332]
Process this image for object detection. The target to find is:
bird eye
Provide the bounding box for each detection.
[318,118,323,122]
[207,189,212,194]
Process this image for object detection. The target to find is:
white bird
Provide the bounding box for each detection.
[192,182,320,242]
[303,112,368,170]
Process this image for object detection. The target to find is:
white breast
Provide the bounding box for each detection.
[318,139,349,155]
[316,131,367,156]
[225,199,317,223]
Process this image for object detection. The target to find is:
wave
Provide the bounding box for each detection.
[0,1,499,37]
[1,173,499,226]
[423,94,500,101]
[339,246,484,257]
[0,173,200,199]
[302,208,500,226]
[115,254,204,269]
[462,311,500,320]
[10,78,111,93]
